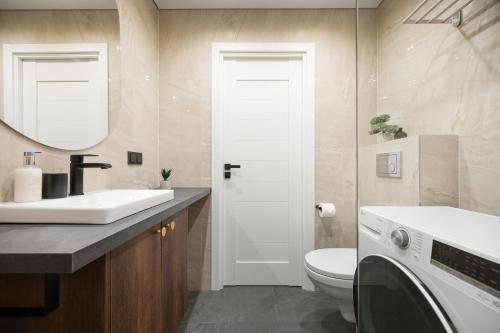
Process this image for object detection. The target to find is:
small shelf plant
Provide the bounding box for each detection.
[160,168,172,190]
[369,114,406,142]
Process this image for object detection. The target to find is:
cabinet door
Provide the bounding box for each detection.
[110,224,163,333]
[162,209,188,333]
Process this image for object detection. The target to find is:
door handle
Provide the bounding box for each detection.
[224,163,241,179]
[224,164,241,171]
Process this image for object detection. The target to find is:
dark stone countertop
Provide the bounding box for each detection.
[0,187,210,274]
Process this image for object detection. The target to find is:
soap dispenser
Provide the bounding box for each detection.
[14,151,42,203]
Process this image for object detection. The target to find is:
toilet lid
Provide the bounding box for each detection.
[305,248,357,280]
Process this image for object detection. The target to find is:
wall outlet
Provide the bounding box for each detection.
[128,151,143,165]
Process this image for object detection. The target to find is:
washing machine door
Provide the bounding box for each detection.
[357,254,456,333]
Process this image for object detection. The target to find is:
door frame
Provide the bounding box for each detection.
[211,43,315,290]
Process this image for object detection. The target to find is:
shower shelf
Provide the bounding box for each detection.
[403,0,486,27]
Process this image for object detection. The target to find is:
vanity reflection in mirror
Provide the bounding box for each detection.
[0,0,120,150]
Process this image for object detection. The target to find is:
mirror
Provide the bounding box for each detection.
[0,0,120,150]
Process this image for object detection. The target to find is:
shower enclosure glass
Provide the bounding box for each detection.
[356,0,500,330]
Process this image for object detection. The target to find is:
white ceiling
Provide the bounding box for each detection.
[154,0,383,9]
[0,0,382,10]
[0,0,117,10]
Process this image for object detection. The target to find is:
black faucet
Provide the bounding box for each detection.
[70,154,112,196]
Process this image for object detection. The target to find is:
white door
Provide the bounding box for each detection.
[21,58,105,148]
[223,57,303,285]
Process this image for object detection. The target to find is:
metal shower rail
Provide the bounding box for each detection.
[402,0,482,27]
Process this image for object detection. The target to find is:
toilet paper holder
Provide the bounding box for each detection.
[315,203,336,218]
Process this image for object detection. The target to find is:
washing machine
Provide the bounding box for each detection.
[356,206,500,333]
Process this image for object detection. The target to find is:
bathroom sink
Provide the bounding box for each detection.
[0,189,174,224]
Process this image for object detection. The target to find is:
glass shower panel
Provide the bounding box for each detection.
[356,0,500,331]
[357,0,500,213]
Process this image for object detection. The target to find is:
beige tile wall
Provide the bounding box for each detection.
[359,135,459,207]
[0,5,357,292]
[158,9,357,290]
[419,135,459,206]
[359,136,421,206]
[357,9,378,147]
[0,0,160,201]
[359,0,500,216]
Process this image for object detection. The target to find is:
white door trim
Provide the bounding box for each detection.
[211,42,315,291]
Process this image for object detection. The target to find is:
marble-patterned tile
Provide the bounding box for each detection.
[459,134,500,216]
[359,135,459,208]
[159,9,358,290]
[360,0,500,217]
[420,135,459,207]
[359,136,421,207]
[0,0,160,201]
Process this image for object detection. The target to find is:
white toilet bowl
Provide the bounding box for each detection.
[304,248,357,323]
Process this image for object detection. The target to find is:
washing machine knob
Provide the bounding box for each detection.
[391,229,410,249]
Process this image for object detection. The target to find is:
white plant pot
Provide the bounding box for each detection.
[377,133,393,143]
[160,180,172,190]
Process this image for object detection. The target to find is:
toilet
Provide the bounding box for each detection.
[304,248,357,323]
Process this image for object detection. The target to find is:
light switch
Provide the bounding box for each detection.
[128,151,143,165]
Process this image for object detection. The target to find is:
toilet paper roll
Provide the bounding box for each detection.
[317,203,336,218]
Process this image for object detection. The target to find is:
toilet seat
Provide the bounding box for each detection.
[304,248,357,280]
[304,264,353,289]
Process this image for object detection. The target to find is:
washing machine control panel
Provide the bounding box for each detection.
[431,240,500,300]
[390,228,410,249]
[385,223,424,260]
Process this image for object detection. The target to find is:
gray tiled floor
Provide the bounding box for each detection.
[179,286,356,333]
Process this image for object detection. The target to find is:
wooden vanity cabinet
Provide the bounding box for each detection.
[109,223,163,333]
[0,209,189,333]
[110,208,189,333]
[162,209,189,333]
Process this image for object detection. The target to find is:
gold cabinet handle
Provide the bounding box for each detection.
[156,226,167,237]
[170,221,175,231]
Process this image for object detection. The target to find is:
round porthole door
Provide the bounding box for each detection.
[355,255,456,333]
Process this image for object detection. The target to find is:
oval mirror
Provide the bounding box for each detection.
[0,0,120,150]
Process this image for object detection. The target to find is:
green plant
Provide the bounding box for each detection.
[370,114,390,125]
[368,114,400,136]
[161,168,172,181]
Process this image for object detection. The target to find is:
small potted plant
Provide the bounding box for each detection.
[368,114,404,142]
[160,168,172,190]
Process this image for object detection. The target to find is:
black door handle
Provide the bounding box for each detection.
[224,163,241,179]
[224,164,241,171]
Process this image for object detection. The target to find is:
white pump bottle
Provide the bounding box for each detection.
[14,151,42,203]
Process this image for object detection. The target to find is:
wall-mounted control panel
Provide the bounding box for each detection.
[127,151,143,165]
[376,152,401,178]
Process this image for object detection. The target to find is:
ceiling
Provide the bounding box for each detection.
[154,0,383,9]
[0,0,117,10]
[0,0,382,10]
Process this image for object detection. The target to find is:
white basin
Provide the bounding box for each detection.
[0,189,174,224]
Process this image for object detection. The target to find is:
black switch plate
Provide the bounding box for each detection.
[128,151,143,165]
